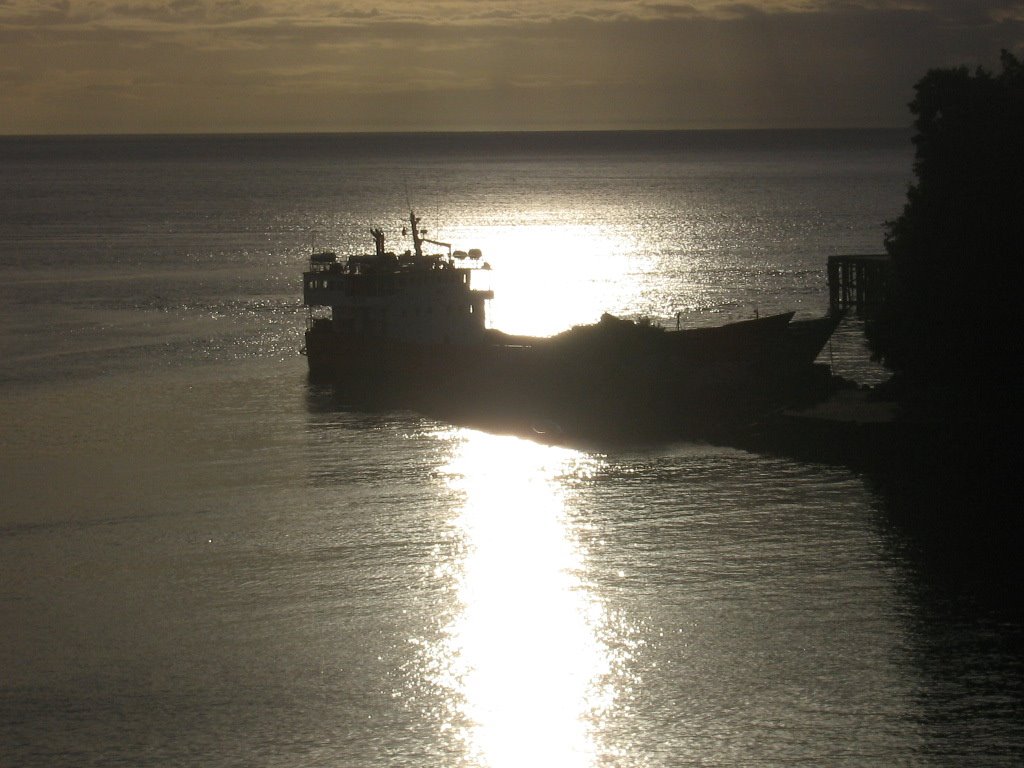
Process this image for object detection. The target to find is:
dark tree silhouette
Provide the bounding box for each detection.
[867,51,1024,415]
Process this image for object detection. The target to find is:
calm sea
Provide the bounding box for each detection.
[1,131,1021,767]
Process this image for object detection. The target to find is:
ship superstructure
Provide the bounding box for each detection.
[303,211,492,346]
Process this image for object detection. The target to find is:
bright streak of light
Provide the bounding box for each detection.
[469,223,643,336]
[433,430,616,768]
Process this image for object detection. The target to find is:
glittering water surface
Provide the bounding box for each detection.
[1,133,1021,766]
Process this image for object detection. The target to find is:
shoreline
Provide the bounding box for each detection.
[733,385,1023,549]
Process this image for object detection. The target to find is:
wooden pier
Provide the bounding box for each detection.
[827,254,891,313]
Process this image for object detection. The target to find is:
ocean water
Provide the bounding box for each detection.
[1,131,1021,766]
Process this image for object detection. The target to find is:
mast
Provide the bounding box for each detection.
[410,211,423,258]
[408,210,453,259]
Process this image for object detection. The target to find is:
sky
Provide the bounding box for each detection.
[1,1,1022,134]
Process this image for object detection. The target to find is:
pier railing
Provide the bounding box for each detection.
[827,254,891,313]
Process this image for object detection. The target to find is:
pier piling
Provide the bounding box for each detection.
[827,254,890,313]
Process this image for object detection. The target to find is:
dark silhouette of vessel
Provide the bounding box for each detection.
[303,212,840,439]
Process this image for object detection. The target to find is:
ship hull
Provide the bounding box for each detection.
[304,312,841,440]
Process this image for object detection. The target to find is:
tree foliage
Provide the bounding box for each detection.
[866,51,1024,412]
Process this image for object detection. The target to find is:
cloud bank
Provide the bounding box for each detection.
[1,0,1021,132]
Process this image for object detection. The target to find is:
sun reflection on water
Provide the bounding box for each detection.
[467,223,644,337]
[461,219,744,337]
[434,429,615,768]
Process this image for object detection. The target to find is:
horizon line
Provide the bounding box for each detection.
[0,125,913,140]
